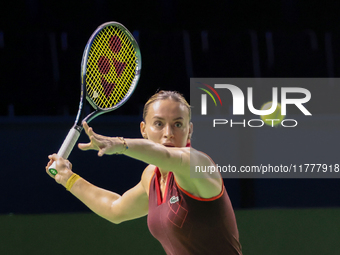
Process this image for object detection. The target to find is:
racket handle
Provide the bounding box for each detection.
[49,127,81,176]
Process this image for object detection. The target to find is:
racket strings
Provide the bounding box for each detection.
[86,26,138,109]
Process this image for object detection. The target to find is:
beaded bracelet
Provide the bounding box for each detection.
[115,137,128,154]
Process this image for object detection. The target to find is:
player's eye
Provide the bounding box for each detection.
[174,122,183,128]
[154,121,163,127]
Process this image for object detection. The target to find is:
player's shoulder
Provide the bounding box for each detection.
[141,164,156,195]
[190,147,214,166]
[189,148,222,180]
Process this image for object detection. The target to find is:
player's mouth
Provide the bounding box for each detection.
[163,143,175,147]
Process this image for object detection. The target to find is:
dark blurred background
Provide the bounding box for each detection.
[0,0,340,215]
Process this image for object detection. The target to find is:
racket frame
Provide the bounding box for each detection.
[77,21,142,127]
[48,22,141,176]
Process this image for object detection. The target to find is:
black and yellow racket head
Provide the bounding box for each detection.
[81,22,141,115]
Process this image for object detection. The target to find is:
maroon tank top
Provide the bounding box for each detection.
[147,167,242,255]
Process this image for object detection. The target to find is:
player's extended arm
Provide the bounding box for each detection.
[78,122,185,172]
[78,122,222,198]
[46,155,148,224]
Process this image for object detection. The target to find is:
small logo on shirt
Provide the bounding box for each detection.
[170,196,179,204]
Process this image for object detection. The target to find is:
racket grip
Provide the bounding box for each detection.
[48,127,81,176]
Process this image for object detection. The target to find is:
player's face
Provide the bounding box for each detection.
[141,99,192,147]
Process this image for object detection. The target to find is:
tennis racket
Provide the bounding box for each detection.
[49,22,141,176]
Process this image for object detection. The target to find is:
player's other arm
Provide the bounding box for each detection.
[70,178,148,224]
[46,154,148,224]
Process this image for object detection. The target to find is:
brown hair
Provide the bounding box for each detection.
[143,90,191,121]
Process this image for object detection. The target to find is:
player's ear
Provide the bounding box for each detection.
[188,122,193,140]
[140,121,148,139]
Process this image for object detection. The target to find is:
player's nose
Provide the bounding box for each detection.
[163,124,174,138]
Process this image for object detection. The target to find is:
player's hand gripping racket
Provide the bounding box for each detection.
[49,22,141,176]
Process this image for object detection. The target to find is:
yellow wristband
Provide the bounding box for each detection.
[65,174,81,191]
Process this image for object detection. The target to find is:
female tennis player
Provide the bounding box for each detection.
[46,90,242,255]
